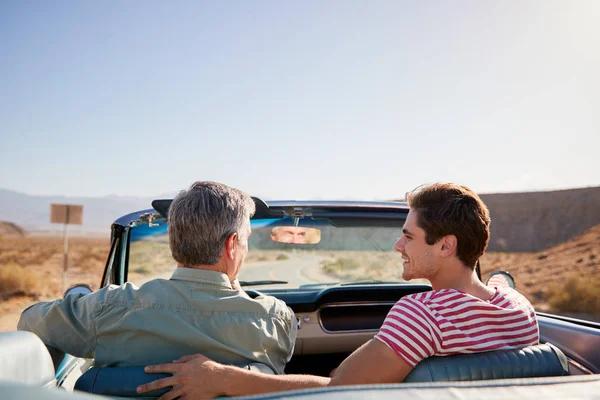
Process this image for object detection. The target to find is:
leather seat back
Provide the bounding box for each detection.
[75,362,275,397]
[403,343,569,382]
[0,331,55,387]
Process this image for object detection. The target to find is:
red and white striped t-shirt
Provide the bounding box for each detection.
[374,287,539,367]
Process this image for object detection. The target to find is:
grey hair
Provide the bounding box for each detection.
[168,181,256,266]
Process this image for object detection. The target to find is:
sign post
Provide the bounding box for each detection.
[50,204,84,293]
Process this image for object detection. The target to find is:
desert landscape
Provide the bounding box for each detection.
[2,186,600,330]
[0,231,110,331]
[1,219,599,331]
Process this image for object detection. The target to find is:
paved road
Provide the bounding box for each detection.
[239,253,334,288]
[134,253,334,288]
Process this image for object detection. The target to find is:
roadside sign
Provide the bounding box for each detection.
[50,204,83,225]
[50,204,84,293]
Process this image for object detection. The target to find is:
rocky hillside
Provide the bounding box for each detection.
[0,222,27,236]
[481,223,600,318]
[1,186,599,251]
[481,186,600,252]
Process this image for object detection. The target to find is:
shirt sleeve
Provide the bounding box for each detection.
[374,296,439,367]
[266,300,298,374]
[284,306,298,362]
[274,303,298,370]
[16,288,109,357]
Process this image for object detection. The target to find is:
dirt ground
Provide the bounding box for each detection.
[0,235,110,331]
[1,224,598,331]
[480,224,600,315]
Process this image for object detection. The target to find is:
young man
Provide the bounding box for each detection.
[137,183,539,399]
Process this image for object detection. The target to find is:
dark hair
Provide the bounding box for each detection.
[406,183,491,269]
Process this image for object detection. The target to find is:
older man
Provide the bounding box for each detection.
[18,181,296,374]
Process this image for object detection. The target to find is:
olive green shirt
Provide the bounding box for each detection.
[17,268,296,374]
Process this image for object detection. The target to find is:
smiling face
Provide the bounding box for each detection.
[394,210,438,281]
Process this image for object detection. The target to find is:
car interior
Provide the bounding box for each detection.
[2,200,599,398]
[2,284,594,398]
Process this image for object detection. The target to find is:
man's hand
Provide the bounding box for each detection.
[137,339,408,398]
[139,353,331,398]
[137,354,227,400]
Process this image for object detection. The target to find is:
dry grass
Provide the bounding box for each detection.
[321,258,360,277]
[246,250,292,263]
[2,223,598,330]
[0,235,110,331]
[0,263,43,299]
[481,224,600,320]
[546,274,600,315]
[0,235,110,299]
[317,251,430,284]
[322,251,401,277]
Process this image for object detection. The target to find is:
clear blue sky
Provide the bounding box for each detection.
[1,1,599,200]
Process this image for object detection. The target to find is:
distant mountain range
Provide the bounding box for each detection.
[1,186,599,251]
[478,186,600,252]
[0,188,174,235]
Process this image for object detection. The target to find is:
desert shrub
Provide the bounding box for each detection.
[133,266,151,274]
[245,253,269,263]
[75,249,107,265]
[321,258,360,275]
[245,251,291,263]
[546,274,600,316]
[0,263,43,299]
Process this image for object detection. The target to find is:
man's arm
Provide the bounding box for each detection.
[138,339,412,399]
[17,288,105,357]
[141,355,330,399]
[330,338,412,385]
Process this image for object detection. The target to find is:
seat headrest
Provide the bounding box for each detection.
[75,366,171,397]
[0,331,55,387]
[403,343,569,383]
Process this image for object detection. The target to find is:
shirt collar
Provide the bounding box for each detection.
[170,267,232,289]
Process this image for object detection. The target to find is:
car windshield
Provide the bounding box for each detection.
[127,215,428,289]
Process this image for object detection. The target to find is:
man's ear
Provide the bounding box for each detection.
[224,232,239,259]
[439,235,457,258]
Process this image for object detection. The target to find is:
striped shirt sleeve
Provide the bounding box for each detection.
[374,296,438,367]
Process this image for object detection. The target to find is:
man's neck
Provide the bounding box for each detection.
[429,264,494,301]
[177,263,230,278]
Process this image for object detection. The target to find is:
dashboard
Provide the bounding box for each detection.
[248,284,432,355]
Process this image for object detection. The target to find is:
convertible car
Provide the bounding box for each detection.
[1,198,599,399]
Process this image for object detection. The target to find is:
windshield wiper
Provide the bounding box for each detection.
[239,280,289,287]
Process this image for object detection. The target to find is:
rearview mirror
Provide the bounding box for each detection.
[63,283,93,298]
[486,271,516,289]
[270,226,321,244]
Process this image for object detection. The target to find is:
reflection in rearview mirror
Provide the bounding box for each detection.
[63,283,93,298]
[486,271,516,289]
[270,226,321,244]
